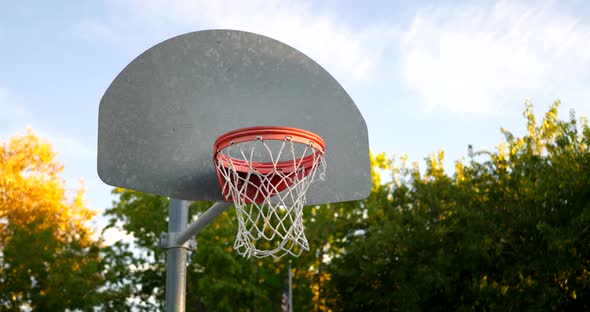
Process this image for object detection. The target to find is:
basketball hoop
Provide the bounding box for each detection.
[214,126,326,259]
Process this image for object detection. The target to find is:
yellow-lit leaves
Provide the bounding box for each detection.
[369,150,391,193]
[424,149,445,181]
[0,128,96,247]
[0,128,105,311]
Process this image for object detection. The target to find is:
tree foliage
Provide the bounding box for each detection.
[104,191,296,311]
[328,101,590,311]
[0,129,107,311]
[104,100,589,311]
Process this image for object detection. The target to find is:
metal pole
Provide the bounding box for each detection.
[161,201,232,311]
[175,201,232,246]
[165,199,189,312]
[288,260,293,312]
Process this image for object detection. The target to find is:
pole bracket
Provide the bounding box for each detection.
[160,232,196,250]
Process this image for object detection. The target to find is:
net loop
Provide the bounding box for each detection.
[214,126,326,259]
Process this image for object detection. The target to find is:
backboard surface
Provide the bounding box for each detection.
[98,29,370,205]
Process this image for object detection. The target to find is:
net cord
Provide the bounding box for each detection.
[215,137,326,259]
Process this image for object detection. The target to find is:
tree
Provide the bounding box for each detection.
[104,100,589,310]
[102,151,392,311]
[103,191,288,311]
[327,101,590,311]
[0,129,109,311]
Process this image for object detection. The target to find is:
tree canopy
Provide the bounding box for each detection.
[0,129,107,311]
[7,100,585,310]
[103,101,589,311]
[328,101,590,311]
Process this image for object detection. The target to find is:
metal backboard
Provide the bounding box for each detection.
[98,29,370,205]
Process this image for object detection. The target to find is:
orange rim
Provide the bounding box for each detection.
[213,126,325,202]
[214,126,324,153]
[214,126,325,174]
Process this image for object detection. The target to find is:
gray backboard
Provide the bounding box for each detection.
[98,29,370,205]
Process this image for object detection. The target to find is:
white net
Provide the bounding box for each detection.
[215,137,326,259]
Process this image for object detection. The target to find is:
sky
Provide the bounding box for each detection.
[2,0,590,243]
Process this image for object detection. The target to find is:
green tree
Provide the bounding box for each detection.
[102,166,368,311]
[0,129,111,311]
[103,190,293,311]
[327,101,590,311]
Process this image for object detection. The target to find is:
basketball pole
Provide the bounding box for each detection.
[162,199,232,312]
[165,199,189,312]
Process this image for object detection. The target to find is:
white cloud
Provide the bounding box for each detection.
[99,224,135,246]
[35,129,102,208]
[399,1,590,115]
[48,131,95,161]
[79,0,396,81]
[0,89,94,195]
[0,88,32,131]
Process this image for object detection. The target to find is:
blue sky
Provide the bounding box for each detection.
[2,0,590,242]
